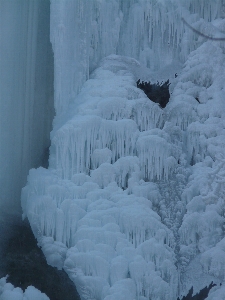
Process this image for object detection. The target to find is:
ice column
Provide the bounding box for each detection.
[0,0,54,212]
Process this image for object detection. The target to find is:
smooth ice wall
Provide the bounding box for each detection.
[0,0,54,213]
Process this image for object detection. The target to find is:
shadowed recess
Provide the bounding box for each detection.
[137,79,170,108]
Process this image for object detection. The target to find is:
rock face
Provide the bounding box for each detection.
[137,79,170,108]
[0,218,80,300]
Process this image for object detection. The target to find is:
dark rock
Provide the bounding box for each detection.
[137,79,170,108]
[0,218,80,300]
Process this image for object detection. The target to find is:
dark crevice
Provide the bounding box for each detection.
[41,146,50,168]
[137,79,170,108]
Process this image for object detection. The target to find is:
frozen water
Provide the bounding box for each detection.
[50,0,223,114]
[0,0,54,212]
[20,0,225,299]
[22,55,179,299]
[0,277,49,300]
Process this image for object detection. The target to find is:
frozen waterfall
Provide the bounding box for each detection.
[1,0,225,299]
[0,0,54,213]
[0,1,54,299]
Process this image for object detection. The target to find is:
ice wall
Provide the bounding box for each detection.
[19,0,225,298]
[50,0,222,115]
[22,55,178,300]
[0,0,54,213]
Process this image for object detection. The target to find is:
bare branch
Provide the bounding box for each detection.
[182,18,225,41]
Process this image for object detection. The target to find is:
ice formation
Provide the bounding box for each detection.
[20,0,225,299]
[0,0,54,212]
[0,277,49,300]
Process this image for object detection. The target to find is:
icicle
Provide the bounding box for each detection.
[133,98,164,131]
[91,148,112,169]
[114,156,140,189]
[137,130,177,180]
[98,119,139,163]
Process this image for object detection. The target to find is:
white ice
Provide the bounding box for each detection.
[0,277,49,300]
[20,0,225,299]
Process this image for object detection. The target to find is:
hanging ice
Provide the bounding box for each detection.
[22,55,179,299]
[21,0,225,299]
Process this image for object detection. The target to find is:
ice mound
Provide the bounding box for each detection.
[0,277,49,300]
[22,56,179,299]
[22,19,225,297]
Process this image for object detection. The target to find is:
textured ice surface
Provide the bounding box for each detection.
[23,42,225,298]
[0,277,49,300]
[22,56,179,299]
[22,1,225,299]
[50,0,223,114]
[206,283,225,300]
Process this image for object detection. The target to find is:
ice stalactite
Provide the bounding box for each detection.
[50,0,223,115]
[22,56,179,300]
[137,129,178,181]
[21,0,225,299]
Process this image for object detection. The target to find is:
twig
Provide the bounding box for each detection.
[182,18,225,41]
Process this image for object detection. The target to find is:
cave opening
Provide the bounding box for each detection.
[137,79,170,108]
